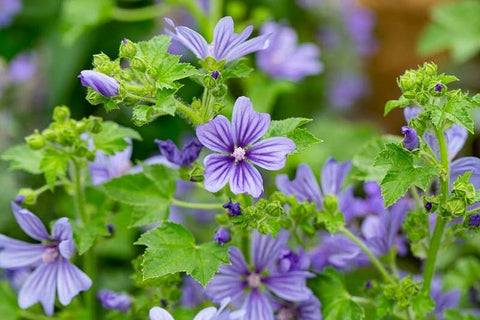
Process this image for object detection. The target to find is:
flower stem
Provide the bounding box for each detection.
[175,99,203,126]
[111,4,174,22]
[72,160,96,319]
[422,127,449,294]
[339,226,393,283]
[201,88,216,122]
[170,198,224,210]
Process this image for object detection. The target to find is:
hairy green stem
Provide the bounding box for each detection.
[72,160,96,319]
[201,88,216,122]
[111,4,174,22]
[170,198,224,210]
[422,127,449,294]
[339,226,393,283]
[175,99,203,126]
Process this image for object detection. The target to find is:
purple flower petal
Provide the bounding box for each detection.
[225,34,271,62]
[52,218,73,242]
[242,289,274,320]
[18,263,58,316]
[164,18,209,59]
[276,164,322,207]
[404,107,420,123]
[78,70,119,97]
[247,137,295,170]
[196,115,234,153]
[0,236,44,268]
[10,202,50,241]
[263,271,312,301]
[149,306,175,320]
[251,230,288,272]
[320,157,352,196]
[57,259,92,306]
[230,161,263,197]
[58,239,75,259]
[203,154,235,193]
[97,289,132,312]
[212,16,235,60]
[451,156,480,189]
[445,124,468,160]
[232,96,270,147]
[193,306,217,320]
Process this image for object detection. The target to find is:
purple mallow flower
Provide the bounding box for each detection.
[181,275,208,307]
[328,72,369,109]
[401,126,419,150]
[165,16,270,63]
[155,138,202,167]
[7,53,36,83]
[88,145,132,185]
[196,96,295,198]
[0,202,91,315]
[223,198,241,216]
[0,0,22,28]
[430,277,460,319]
[277,247,310,273]
[214,228,231,245]
[206,231,312,320]
[98,289,131,313]
[256,22,323,82]
[469,214,480,227]
[342,4,378,57]
[78,70,120,97]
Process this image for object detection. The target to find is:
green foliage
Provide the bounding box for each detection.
[93,121,141,155]
[101,164,178,227]
[444,257,480,291]
[40,149,69,189]
[403,207,430,258]
[135,222,229,286]
[445,310,480,320]
[418,0,480,63]
[264,118,321,153]
[310,268,365,320]
[0,282,19,320]
[315,195,345,234]
[1,144,43,174]
[375,143,437,206]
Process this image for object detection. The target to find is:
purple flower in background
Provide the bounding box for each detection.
[276,159,361,221]
[342,4,377,57]
[0,0,22,28]
[0,202,91,315]
[214,228,231,245]
[328,72,369,109]
[88,145,132,185]
[274,296,322,320]
[277,247,310,273]
[3,267,31,292]
[155,138,202,167]
[78,70,119,97]
[469,214,480,227]
[430,278,460,319]
[98,289,131,313]
[196,96,295,198]
[256,22,323,82]
[223,198,241,216]
[150,297,244,320]
[401,126,419,150]
[7,53,36,83]
[165,16,270,63]
[181,275,208,307]
[206,231,312,320]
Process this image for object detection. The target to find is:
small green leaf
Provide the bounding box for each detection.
[384,96,410,115]
[135,222,229,286]
[264,118,321,154]
[93,121,141,155]
[222,58,253,79]
[412,293,435,318]
[40,150,69,189]
[1,144,44,174]
[0,282,19,320]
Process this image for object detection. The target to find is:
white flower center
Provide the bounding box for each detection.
[232,147,246,162]
[247,272,262,288]
[42,247,59,263]
[277,308,295,320]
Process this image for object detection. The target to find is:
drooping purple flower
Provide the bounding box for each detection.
[78,70,120,97]
[328,72,369,109]
[0,0,22,28]
[223,198,241,216]
[88,145,132,185]
[274,296,322,320]
[155,138,202,167]
[401,126,419,150]
[196,96,295,198]
[150,297,244,320]
[256,22,323,82]
[214,228,231,245]
[165,16,270,63]
[0,202,91,315]
[97,289,132,313]
[206,231,313,320]
[7,53,36,83]
[469,214,480,227]
[276,159,360,221]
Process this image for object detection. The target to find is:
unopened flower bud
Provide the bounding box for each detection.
[401,126,419,151]
[78,70,119,97]
[92,53,111,68]
[130,57,147,72]
[211,71,220,79]
[146,67,157,78]
[42,128,56,141]
[53,106,71,123]
[203,74,217,89]
[214,228,231,245]
[107,224,115,235]
[17,188,36,205]
[434,82,443,92]
[25,130,45,150]
[468,214,480,227]
[425,202,433,211]
[119,38,137,59]
[223,198,241,216]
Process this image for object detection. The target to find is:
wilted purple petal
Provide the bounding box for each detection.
[320,157,352,196]
[18,263,58,316]
[203,154,235,193]
[10,202,50,241]
[401,126,419,150]
[230,161,264,198]
[155,138,202,167]
[276,164,322,207]
[232,96,270,147]
[57,259,92,306]
[247,137,295,170]
[78,70,119,97]
[252,230,288,273]
[196,115,235,153]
